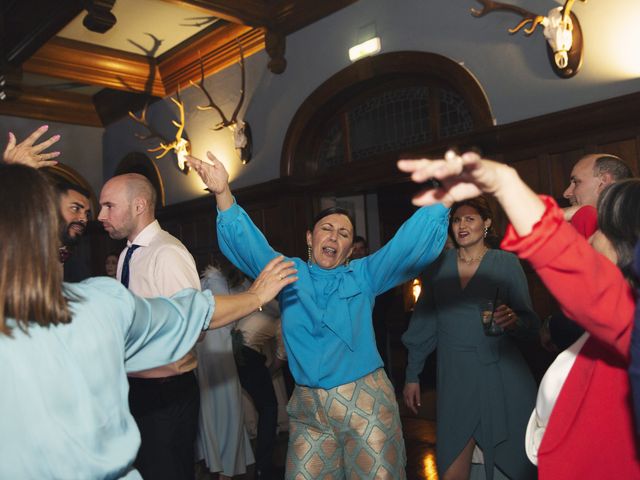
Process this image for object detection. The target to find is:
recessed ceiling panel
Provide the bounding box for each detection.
[57,0,220,57]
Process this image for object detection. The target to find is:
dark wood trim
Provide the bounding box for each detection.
[271,0,360,34]
[0,85,102,126]
[159,24,264,94]
[23,37,166,97]
[158,0,269,26]
[5,0,84,66]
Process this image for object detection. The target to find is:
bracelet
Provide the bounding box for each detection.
[249,292,262,312]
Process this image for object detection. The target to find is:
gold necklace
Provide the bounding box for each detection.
[458,247,488,265]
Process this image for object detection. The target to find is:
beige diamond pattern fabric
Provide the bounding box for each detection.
[285,369,406,479]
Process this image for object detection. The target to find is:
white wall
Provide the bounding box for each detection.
[0,115,104,196]
[102,0,640,204]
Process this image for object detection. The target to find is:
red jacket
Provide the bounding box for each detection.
[502,196,640,479]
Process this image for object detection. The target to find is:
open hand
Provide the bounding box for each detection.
[3,125,61,168]
[186,151,229,194]
[397,150,508,207]
[249,256,298,306]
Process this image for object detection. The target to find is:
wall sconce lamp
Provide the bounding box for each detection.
[471,0,586,78]
[403,277,423,312]
[349,37,382,62]
[349,23,381,62]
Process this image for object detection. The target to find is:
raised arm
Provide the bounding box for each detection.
[188,152,282,278]
[398,151,633,355]
[3,125,61,168]
[187,152,233,210]
[398,150,545,236]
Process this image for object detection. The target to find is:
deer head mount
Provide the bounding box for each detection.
[129,90,191,174]
[191,41,253,164]
[471,0,586,78]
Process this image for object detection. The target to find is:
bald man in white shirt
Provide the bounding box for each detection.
[99,173,201,480]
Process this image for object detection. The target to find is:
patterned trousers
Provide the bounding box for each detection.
[285,369,406,479]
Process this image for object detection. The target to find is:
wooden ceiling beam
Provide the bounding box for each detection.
[0,85,102,127]
[157,0,270,26]
[271,0,359,34]
[3,0,84,66]
[23,37,166,97]
[159,24,264,94]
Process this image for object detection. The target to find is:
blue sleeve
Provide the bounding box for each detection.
[216,201,281,278]
[401,274,438,383]
[123,288,214,372]
[363,203,449,295]
[503,253,540,339]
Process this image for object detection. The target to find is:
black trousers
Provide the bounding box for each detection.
[128,371,200,480]
[236,346,278,478]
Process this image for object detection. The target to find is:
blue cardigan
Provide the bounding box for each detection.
[217,201,449,388]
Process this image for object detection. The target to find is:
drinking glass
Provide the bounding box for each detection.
[480,300,504,336]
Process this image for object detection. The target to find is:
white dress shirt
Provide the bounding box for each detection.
[117,219,201,378]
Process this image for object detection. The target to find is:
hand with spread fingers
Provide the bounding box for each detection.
[3,125,61,169]
[186,151,235,210]
[186,151,229,194]
[397,150,510,207]
[248,255,298,306]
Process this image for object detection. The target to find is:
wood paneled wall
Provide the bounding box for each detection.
[90,90,640,319]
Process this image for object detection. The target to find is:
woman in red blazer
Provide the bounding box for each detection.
[397,151,640,479]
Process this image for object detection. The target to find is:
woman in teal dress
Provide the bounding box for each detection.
[402,196,538,480]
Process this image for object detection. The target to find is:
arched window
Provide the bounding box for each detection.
[282,51,493,182]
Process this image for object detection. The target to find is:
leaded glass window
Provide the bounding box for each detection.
[314,83,474,171]
[317,118,345,170]
[439,89,474,138]
[349,86,431,162]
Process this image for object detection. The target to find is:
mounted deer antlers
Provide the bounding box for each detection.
[191,41,253,164]
[471,0,586,78]
[128,90,191,174]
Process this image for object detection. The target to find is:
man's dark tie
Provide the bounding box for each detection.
[120,244,140,288]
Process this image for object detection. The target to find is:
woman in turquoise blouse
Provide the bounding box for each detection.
[188,153,450,479]
[0,164,294,480]
[402,196,538,480]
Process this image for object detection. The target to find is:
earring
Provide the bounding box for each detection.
[483,226,489,238]
[307,244,313,267]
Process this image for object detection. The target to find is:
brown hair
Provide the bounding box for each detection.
[0,164,71,335]
[450,196,499,248]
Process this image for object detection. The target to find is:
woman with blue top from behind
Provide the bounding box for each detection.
[0,163,296,480]
[187,152,450,479]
